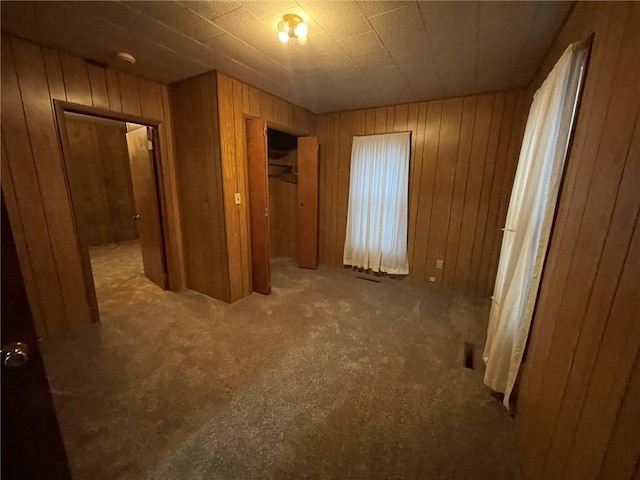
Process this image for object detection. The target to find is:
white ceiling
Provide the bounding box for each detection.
[1,1,573,113]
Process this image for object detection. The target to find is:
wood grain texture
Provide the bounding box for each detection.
[513,3,640,479]
[216,72,316,300]
[0,34,184,339]
[316,90,528,295]
[246,118,271,294]
[64,115,138,246]
[268,176,297,260]
[169,72,230,301]
[126,127,167,289]
[297,136,319,269]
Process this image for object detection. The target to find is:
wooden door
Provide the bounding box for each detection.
[1,192,72,480]
[297,136,319,269]
[246,118,271,294]
[126,126,167,289]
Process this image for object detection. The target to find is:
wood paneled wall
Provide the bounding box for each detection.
[316,90,529,296]
[268,177,297,260]
[169,72,230,301]
[1,34,184,340]
[65,114,138,246]
[514,2,640,479]
[216,72,316,301]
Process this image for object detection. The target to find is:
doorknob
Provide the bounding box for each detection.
[133,214,140,220]
[2,342,30,368]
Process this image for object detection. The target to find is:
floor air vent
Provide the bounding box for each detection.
[356,276,380,283]
[463,342,475,370]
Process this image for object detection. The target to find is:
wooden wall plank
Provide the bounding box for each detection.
[477,92,517,294]
[117,71,142,116]
[216,74,243,301]
[442,96,476,289]
[513,3,640,479]
[1,36,68,338]
[105,68,122,113]
[467,92,504,293]
[412,101,442,282]
[11,37,90,330]
[159,85,184,289]
[207,73,316,300]
[524,6,640,477]
[1,140,47,338]
[41,47,66,101]
[170,72,229,301]
[452,95,493,291]
[64,115,137,245]
[1,34,184,338]
[485,90,530,297]
[59,51,92,105]
[515,3,619,440]
[232,78,251,296]
[598,351,640,480]
[407,102,428,273]
[316,89,525,295]
[425,98,463,284]
[87,64,109,109]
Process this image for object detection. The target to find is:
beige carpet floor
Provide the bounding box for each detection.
[41,240,520,480]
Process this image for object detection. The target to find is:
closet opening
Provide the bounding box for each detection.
[246,119,319,296]
[267,127,298,264]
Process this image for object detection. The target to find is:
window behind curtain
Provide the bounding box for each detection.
[343,132,410,275]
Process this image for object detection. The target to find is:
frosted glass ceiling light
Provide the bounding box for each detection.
[277,14,307,45]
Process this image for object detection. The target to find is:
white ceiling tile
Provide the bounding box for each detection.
[311,51,356,70]
[0,0,573,112]
[479,1,537,50]
[179,1,242,20]
[297,31,343,58]
[313,2,372,40]
[369,3,431,58]
[418,1,478,57]
[353,50,394,68]
[296,1,356,19]
[336,31,384,58]
[213,7,265,36]
[432,49,480,98]
[476,62,519,93]
[205,34,290,74]
[124,1,224,43]
[356,1,413,18]
[240,0,297,19]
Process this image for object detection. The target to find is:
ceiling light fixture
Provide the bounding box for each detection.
[277,14,308,45]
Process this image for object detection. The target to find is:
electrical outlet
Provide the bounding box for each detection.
[436,259,444,269]
[234,193,241,205]
[429,276,436,283]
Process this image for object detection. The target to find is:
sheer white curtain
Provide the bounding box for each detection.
[483,42,588,408]
[343,132,410,274]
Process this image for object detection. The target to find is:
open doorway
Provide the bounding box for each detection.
[246,118,319,295]
[267,127,298,262]
[61,111,167,320]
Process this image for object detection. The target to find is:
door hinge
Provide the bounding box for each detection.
[147,140,153,151]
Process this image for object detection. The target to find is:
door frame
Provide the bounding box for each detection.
[52,100,169,324]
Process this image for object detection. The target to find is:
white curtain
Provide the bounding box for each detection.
[483,42,588,408]
[343,132,410,274]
